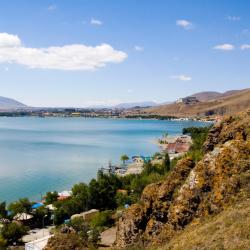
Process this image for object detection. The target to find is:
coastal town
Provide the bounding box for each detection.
[0,131,194,249]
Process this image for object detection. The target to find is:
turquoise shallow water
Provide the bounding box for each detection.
[0,117,208,202]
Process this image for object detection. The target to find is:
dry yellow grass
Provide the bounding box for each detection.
[145,88,250,117]
[161,200,250,250]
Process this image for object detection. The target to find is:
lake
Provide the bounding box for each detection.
[0,117,209,202]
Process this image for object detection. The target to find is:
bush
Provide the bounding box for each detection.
[1,222,28,245]
[45,232,85,250]
[90,210,113,229]
[69,217,89,244]
[115,192,132,208]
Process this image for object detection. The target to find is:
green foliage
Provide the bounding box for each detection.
[88,227,101,247]
[71,183,89,212]
[0,235,7,248]
[53,207,68,225]
[45,232,85,250]
[0,202,7,219]
[183,126,211,162]
[8,198,32,216]
[90,210,113,229]
[121,154,129,164]
[69,217,89,244]
[45,191,58,205]
[0,222,28,245]
[153,152,162,159]
[88,171,122,210]
[115,192,132,207]
[32,206,50,227]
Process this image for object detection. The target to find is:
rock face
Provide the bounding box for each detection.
[115,112,250,248]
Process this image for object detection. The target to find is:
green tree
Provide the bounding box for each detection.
[33,206,49,227]
[53,207,68,225]
[8,198,32,216]
[71,183,89,212]
[0,202,7,218]
[163,152,170,172]
[88,172,121,210]
[1,222,28,245]
[120,154,129,165]
[45,191,58,204]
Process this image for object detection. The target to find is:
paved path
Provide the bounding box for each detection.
[22,226,54,242]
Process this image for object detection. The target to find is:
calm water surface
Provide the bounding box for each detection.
[0,117,208,202]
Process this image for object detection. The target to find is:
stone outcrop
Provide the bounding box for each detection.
[115,112,250,248]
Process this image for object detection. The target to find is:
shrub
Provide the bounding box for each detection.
[1,222,28,245]
[115,192,132,208]
[90,210,113,229]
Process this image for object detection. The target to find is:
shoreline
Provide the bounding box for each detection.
[0,119,209,203]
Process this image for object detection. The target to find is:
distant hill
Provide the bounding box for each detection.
[0,96,27,110]
[190,90,242,102]
[114,101,158,109]
[145,88,250,117]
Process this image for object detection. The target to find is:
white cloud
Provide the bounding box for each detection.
[134,46,144,51]
[176,19,193,30]
[170,75,192,81]
[48,4,57,11]
[0,32,127,71]
[227,15,240,21]
[213,44,234,51]
[90,18,103,26]
[0,33,21,47]
[240,44,250,50]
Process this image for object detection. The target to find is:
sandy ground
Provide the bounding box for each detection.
[22,226,54,242]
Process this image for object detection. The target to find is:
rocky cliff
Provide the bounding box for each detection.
[115,112,250,248]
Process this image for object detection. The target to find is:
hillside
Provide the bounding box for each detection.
[0,96,26,110]
[115,112,250,248]
[145,88,250,117]
[114,101,158,109]
[189,90,242,102]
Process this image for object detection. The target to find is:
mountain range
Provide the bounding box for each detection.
[0,88,249,117]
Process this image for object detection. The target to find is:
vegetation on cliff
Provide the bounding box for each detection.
[115,112,250,249]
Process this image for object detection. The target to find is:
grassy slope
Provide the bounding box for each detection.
[162,200,250,250]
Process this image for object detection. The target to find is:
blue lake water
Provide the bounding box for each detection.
[0,117,209,202]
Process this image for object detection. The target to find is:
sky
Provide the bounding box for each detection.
[0,0,250,107]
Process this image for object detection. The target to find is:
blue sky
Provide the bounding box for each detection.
[0,0,249,107]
